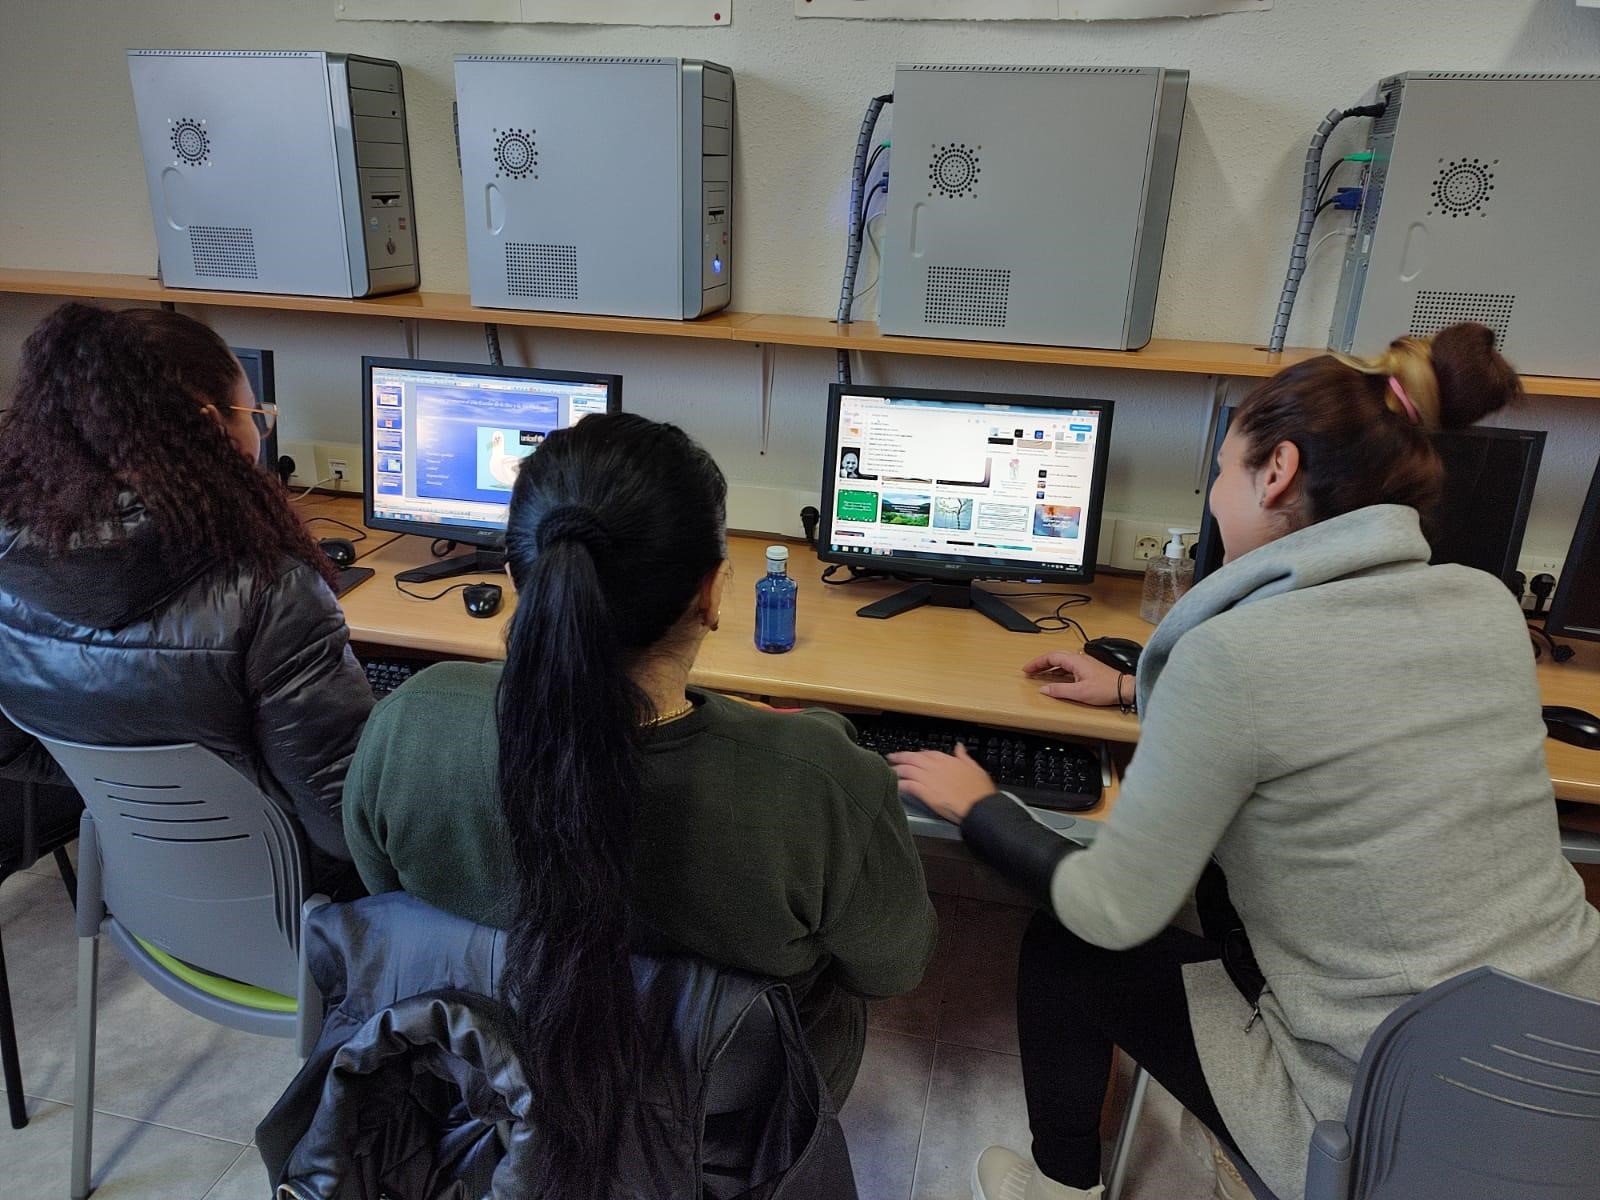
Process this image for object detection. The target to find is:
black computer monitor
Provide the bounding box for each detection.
[818,384,1114,632]
[362,356,622,584]
[1193,408,1544,589]
[231,346,277,473]
[1546,455,1600,643]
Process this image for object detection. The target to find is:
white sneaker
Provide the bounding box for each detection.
[971,1146,1105,1200]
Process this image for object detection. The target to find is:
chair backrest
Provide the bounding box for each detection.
[1344,965,1600,1200]
[10,716,307,997]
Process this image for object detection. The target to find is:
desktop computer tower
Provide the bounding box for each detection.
[1328,72,1600,377]
[127,50,420,299]
[878,64,1187,350]
[454,55,733,320]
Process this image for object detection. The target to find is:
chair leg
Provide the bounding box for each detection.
[70,934,98,1199]
[1,930,28,1129]
[1104,1064,1151,1200]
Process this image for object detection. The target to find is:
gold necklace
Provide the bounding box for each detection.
[643,700,695,727]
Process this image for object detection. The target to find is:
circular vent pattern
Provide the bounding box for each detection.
[494,129,538,180]
[928,143,980,199]
[170,118,209,167]
[1430,157,1496,218]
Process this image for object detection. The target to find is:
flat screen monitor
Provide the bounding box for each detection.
[818,385,1113,631]
[231,346,277,472]
[1546,455,1600,643]
[1193,409,1544,589]
[362,357,621,582]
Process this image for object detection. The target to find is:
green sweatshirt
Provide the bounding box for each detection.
[342,661,938,1102]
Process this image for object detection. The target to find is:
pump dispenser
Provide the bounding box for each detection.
[1140,528,1196,625]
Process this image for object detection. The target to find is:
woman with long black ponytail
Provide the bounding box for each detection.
[344,413,938,1198]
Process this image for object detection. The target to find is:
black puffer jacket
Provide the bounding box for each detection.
[259,895,860,1199]
[0,498,373,891]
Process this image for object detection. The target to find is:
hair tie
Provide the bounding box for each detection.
[1388,375,1421,426]
[536,505,614,556]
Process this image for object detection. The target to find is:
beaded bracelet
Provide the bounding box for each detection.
[1117,673,1137,716]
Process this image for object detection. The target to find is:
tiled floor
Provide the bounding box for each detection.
[1,853,1214,1200]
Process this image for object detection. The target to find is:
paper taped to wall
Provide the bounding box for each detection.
[337,0,729,25]
[796,0,1268,18]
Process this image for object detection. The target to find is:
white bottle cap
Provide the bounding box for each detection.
[1165,528,1195,558]
[766,545,790,571]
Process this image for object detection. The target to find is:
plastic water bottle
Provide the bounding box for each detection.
[755,545,797,653]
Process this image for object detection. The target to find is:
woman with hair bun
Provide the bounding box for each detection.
[0,302,372,897]
[895,324,1600,1200]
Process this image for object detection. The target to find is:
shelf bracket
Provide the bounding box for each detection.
[758,341,776,455]
[401,317,418,359]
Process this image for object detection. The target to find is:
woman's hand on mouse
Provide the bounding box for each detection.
[1023,650,1126,707]
[889,743,996,824]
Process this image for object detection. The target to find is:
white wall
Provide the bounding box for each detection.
[2,0,1598,556]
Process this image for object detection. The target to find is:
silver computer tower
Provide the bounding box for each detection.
[127,50,419,299]
[1329,72,1600,377]
[878,64,1187,350]
[454,55,733,320]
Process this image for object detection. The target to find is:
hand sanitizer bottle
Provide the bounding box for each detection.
[755,545,797,653]
[1140,529,1196,625]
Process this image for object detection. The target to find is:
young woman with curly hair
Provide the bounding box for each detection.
[0,302,372,896]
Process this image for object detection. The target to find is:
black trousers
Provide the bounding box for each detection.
[1017,909,1246,1188]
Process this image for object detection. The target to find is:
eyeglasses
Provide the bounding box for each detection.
[226,402,278,438]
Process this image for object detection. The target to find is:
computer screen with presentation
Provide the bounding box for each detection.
[819,385,1113,630]
[1546,455,1600,643]
[1193,410,1544,588]
[363,357,621,582]
[231,346,277,472]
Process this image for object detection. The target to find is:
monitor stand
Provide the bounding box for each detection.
[394,548,508,585]
[856,582,1039,634]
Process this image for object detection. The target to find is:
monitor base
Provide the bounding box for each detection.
[395,549,508,585]
[856,582,1039,634]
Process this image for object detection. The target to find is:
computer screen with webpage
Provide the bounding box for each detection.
[822,387,1112,579]
[364,358,618,541]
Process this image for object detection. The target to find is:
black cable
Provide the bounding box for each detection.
[484,323,503,367]
[857,177,889,235]
[354,532,404,561]
[304,516,368,542]
[1314,197,1340,218]
[1316,157,1349,204]
[393,577,499,603]
[1529,622,1576,665]
[863,142,888,192]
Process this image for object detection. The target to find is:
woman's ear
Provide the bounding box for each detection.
[697,560,730,632]
[1258,439,1302,512]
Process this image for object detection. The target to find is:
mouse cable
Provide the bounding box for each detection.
[304,516,368,542]
[393,578,499,603]
[1529,624,1576,665]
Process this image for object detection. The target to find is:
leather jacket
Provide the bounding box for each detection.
[259,894,859,1199]
[0,498,372,887]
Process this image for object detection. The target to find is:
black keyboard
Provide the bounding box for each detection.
[364,656,428,698]
[851,713,1104,812]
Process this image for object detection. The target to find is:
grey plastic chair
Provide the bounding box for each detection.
[5,718,326,1200]
[1306,965,1600,1200]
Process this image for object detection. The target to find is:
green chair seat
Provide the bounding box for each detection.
[133,935,296,1014]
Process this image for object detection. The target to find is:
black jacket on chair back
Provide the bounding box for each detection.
[0,497,373,890]
[258,894,860,1200]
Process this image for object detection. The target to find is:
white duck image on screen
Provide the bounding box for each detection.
[486,430,523,488]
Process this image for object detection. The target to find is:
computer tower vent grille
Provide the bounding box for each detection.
[1372,92,1402,140]
[130,50,318,59]
[459,55,673,66]
[929,144,980,199]
[905,64,1145,75]
[169,117,210,166]
[1420,71,1600,82]
[506,243,579,301]
[189,226,258,279]
[1409,291,1514,344]
[493,128,538,180]
[1429,157,1497,218]
[925,266,1010,328]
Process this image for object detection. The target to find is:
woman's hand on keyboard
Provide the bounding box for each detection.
[1023,651,1123,706]
[889,743,996,824]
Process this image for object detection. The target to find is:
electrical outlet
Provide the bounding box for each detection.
[1106,517,1201,572]
[1132,536,1161,562]
[327,459,349,484]
[1517,553,1564,613]
[312,443,363,493]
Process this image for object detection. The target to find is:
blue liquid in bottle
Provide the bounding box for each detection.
[755,545,797,654]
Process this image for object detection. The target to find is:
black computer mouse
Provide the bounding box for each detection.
[462,583,503,619]
[1544,706,1600,751]
[1083,636,1144,676]
[319,537,357,569]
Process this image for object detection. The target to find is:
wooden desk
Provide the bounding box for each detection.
[301,496,1600,807]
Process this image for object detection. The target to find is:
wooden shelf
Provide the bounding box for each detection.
[4,267,1598,398]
